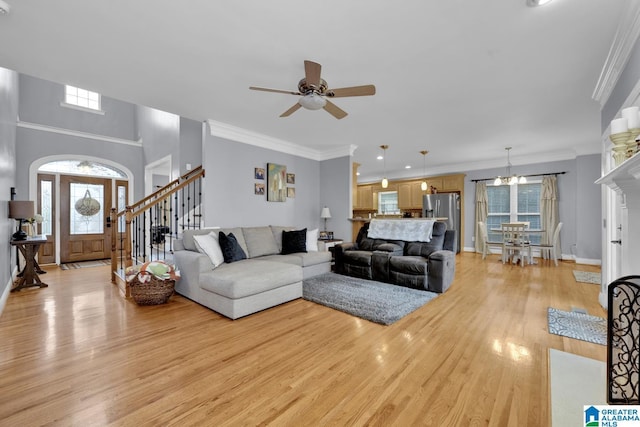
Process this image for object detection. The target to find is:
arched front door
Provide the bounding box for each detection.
[34,158,130,265]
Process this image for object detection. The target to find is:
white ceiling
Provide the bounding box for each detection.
[0,0,627,183]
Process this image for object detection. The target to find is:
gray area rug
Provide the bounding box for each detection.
[547,307,607,346]
[572,270,600,285]
[303,272,438,325]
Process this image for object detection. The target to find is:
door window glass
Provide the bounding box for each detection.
[40,180,53,236]
[70,183,104,235]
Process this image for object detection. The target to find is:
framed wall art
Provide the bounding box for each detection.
[286,173,295,185]
[287,187,295,198]
[255,167,265,180]
[255,183,265,195]
[267,163,287,202]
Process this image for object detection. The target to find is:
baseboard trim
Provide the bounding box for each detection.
[0,266,17,319]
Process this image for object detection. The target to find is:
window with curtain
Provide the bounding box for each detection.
[487,181,542,244]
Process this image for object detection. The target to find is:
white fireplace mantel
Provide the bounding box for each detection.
[596,154,640,197]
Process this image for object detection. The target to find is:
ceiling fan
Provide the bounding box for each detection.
[249,60,376,119]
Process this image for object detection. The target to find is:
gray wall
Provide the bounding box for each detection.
[463,155,601,260]
[576,154,602,260]
[179,117,204,176]
[320,156,352,242]
[137,105,180,180]
[0,67,19,305]
[203,130,328,230]
[602,36,640,131]
[19,74,136,140]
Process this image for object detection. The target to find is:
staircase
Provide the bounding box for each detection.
[110,166,205,297]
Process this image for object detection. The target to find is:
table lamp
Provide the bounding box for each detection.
[8,200,34,240]
[320,206,331,232]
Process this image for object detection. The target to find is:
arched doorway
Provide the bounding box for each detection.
[30,156,133,265]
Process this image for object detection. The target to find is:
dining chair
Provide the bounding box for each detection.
[532,222,563,266]
[501,223,531,267]
[478,221,502,259]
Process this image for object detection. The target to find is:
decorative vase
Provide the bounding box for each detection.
[610,131,631,166]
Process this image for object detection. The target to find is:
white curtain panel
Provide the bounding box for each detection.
[474,182,488,253]
[540,176,560,250]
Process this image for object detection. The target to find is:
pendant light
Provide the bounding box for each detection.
[380,145,389,188]
[494,147,526,186]
[420,150,429,191]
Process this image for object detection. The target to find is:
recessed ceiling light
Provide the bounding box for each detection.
[0,0,11,14]
[377,155,383,160]
[405,165,411,169]
[527,0,553,6]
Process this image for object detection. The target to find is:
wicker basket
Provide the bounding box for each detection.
[129,272,175,305]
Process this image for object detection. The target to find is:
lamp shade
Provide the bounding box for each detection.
[8,201,34,219]
[320,207,332,219]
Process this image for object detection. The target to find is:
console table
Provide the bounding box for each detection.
[11,235,48,292]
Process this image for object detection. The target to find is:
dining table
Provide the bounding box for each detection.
[490,226,545,265]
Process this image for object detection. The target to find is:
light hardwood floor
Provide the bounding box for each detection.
[0,253,604,426]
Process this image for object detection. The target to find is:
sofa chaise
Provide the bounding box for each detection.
[173,226,331,319]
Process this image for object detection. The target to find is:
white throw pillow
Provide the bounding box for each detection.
[306,228,319,252]
[193,232,224,268]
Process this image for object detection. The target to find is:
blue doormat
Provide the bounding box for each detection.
[547,307,606,346]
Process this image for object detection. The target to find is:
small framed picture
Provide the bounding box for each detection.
[254,183,265,195]
[287,187,295,198]
[327,231,334,240]
[255,167,265,180]
[286,173,295,184]
[319,231,329,240]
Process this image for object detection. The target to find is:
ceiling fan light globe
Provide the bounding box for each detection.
[298,93,326,110]
[381,177,389,189]
[421,181,428,191]
[494,177,502,186]
[519,176,527,184]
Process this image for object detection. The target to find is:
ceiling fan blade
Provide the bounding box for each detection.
[280,103,302,117]
[327,85,376,98]
[304,60,322,88]
[250,86,300,96]
[323,100,348,119]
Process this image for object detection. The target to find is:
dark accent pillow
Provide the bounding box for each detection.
[218,232,247,263]
[281,228,307,255]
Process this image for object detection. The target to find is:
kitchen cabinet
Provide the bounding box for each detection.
[398,182,425,209]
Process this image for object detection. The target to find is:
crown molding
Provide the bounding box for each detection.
[592,0,640,105]
[17,120,142,147]
[206,119,354,161]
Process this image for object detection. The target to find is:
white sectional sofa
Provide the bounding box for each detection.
[173,226,331,319]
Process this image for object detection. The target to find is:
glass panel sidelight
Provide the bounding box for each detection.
[118,184,127,230]
[40,180,53,236]
[70,183,104,235]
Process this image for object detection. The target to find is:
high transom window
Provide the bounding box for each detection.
[64,85,101,111]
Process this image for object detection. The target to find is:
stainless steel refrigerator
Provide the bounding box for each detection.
[423,193,461,253]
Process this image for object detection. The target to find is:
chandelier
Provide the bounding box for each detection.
[494,147,526,186]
